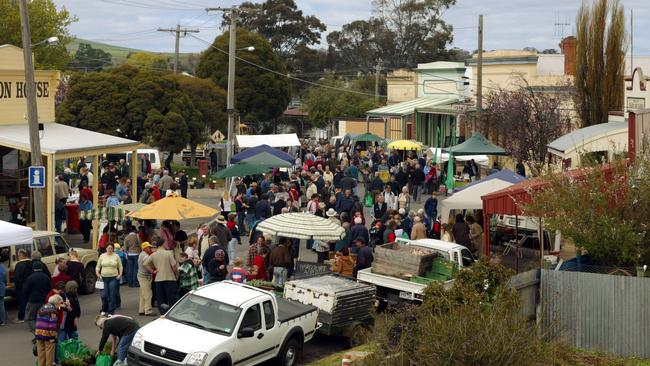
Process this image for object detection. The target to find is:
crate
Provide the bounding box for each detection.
[425,272,451,282]
[430,258,458,277]
[410,276,435,285]
[372,242,437,279]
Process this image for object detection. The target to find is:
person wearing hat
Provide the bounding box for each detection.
[202,236,230,284]
[210,215,232,248]
[23,261,52,331]
[349,216,370,249]
[410,216,427,240]
[207,249,228,284]
[354,238,373,276]
[137,242,155,316]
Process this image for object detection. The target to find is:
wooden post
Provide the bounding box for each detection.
[91,155,99,249]
[130,150,138,203]
[46,154,55,232]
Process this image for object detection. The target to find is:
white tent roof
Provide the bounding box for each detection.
[236,133,300,148]
[439,178,514,223]
[0,220,32,248]
[0,123,139,155]
[426,147,489,167]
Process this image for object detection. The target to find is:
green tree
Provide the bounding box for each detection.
[575,0,626,127]
[125,52,169,71]
[303,77,376,132]
[328,0,455,71]
[524,159,650,267]
[144,109,189,157]
[68,43,112,72]
[0,0,76,69]
[175,76,227,133]
[196,29,291,124]
[230,0,326,59]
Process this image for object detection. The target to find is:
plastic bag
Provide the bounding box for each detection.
[58,338,92,362]
[95,354,114,366]
[364,192,373,207]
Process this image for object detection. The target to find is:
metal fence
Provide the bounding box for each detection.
[540,269,650,358]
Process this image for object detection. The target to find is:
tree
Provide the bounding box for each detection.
[541,48,559,54]
[175,76,227,133]
[364,260,553,366]
[230,0,326,60]
[525,159,650,267]
[144,110,189,168]
[483,80,571,176]
[0,0,76,69]
[68,43,112,72]
[125,52,169,71]
[196,29,291,125]
[328,0,455,71]
[574,0,626,127]
[303,77,377,132]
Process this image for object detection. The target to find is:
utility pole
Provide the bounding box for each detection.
[207,7,237,188]
[18,0,46,230]
[157,25,199,74]
[476,14,484,135]
[630,8,634,76]
[374,62,382,104]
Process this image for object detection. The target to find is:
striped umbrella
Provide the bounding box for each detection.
[255,213,345,241]
[79,207,125,221]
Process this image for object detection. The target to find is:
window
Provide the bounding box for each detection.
[263,301,275,330]
[240,304,261,331]
[13,243,32,261]
[53,236,69,254]
[35,238,53,257]
[149,153,157,163]
[460,249,475,267]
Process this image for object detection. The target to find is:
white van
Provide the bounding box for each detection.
[126,149,161,171]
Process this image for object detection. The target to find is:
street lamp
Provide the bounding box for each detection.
[18,0,61,230]
[32,36,59,47]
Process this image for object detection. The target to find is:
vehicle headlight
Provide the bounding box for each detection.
[131,332,144,349]
[187,352,207,366]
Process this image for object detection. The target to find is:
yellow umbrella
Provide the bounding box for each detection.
[387,140,421,150]
[127,194,218,220]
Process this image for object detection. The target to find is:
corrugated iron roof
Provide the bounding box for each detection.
[367,95,465,117]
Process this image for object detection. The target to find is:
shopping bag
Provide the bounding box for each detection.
[58,338,92,362]
[95,354,114,366]
[95,279,105,290]
[364,192,373,207]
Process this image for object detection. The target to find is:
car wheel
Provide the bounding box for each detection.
[79,265,97,295]
[278,338,299,366]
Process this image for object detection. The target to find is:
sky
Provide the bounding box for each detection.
[54,0,650,55]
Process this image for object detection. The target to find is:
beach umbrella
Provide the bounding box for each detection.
[212,162,270,179]
[231,144,294,163]
[255,213,345,241]
[387,140,421,151]
[352,132,383,142]
[127,194,218,220]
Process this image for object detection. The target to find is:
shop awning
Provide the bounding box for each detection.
[547,121,627,157]
[0,123,140,158]
[367,96,466,117]
[236,133,300,148]
[79,203,146,221]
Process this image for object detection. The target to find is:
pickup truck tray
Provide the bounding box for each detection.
[276,297,318,323]
[285,275,375,326]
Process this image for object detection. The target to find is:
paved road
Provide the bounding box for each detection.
[0,186,429,365]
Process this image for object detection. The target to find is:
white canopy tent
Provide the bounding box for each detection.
[236,133,300,148]
[439,178,514,223]
[0,220,32,248]
[426,147,489,167]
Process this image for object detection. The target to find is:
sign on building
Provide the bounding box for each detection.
[28,166,45,188]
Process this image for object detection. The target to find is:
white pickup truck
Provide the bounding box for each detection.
[357,238,475,307]
[128,281,319,366]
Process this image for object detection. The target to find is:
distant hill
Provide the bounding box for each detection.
[66,38,194,66]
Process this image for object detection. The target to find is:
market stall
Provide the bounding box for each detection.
[0,220,31,247]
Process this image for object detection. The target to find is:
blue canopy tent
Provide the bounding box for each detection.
[231,144,294,164]
[454,168,527,193]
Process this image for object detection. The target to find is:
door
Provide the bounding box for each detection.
[34,236,56,273]
[233,304,277,365]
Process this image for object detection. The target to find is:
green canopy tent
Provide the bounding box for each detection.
[352,132,383,142]
[241,152,293,168]
[213,161,270,179]
[442,132,509,156]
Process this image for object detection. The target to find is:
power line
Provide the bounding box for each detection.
[189,34,387,98]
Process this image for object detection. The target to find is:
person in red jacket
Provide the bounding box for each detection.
[50,264,72,289]
[151,184,161,201]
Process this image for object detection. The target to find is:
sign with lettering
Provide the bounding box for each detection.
[0,81,50,99]
[628,97,646,110]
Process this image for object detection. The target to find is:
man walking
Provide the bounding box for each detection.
[23,261,51,331]
[144,242,178,314]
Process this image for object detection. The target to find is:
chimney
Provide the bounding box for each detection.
[559,36,577,76]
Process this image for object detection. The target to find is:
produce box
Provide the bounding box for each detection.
[372,242,437,279]
[409,276,435,285]
[424,272,451,282]
[430,257,458,277]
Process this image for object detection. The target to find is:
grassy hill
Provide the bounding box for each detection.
[66,38,194,66]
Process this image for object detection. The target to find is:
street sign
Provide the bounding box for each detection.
[28,166,46,188]
[211,130,225,143]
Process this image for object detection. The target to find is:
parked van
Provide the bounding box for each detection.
[106,149,161,171]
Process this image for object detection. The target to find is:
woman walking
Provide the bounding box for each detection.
[95,244,123,315]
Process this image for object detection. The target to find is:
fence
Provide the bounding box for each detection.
[508,269,539,321]
[540,269,650,358]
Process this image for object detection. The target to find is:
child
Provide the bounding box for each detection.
[227,258,247,283]
[226,214,240,265]
[114,244,128,285]
[178,253,199,297]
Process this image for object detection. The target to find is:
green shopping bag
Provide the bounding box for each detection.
[364,192,373,207]
[95,354,114,366]
[58,338,92,362]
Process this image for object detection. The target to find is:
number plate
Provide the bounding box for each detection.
[399,291,414,300]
